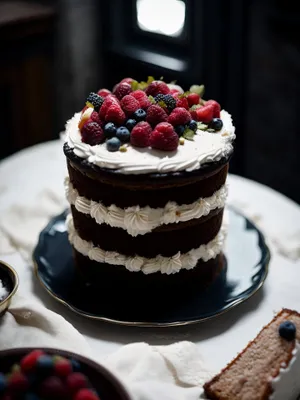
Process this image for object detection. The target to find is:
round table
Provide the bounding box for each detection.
[0,140,300,371]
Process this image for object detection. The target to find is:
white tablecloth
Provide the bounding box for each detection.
[0,139,300,374]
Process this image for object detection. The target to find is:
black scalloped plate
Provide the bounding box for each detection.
[33,207,270,327]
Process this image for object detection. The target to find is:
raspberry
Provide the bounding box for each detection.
[146,104,168,127]
[187,93,200,107]
[130,121,152,147]
[66,373,88,394]
[90,111,103,126]
[105,104,126,125]
[97,88,111,97]
[120,77,134,85]
[145,81,170,96]
[120,95,140,116]
[194,104,214,123]
[131,90,151,109]
[74,388,100,400]
[205,100,221,118]
[81,122,104,145]
[54,358,73,378]
[20,350,44,373]
[150,122,178,151]
[86,92,104,111]
[99,95,119,119]
[176,97,189,110]
[168,107,191,126]
[113,82,132,100]
[170,88,180,95]
[8,372,29,394]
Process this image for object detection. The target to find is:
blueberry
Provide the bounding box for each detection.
[116,126,130,142]
[125,119,137,131]
[189,120,198,132]
[70,359,81,372]
[36,355,54,372]
[104,122,117,138]
[279,321,296,341]
[0,373,7,392]
[106,137,121,152]
[209,118,223,131]
[133,108,146,122]
[175,125,185,136]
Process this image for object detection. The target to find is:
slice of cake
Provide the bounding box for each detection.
[63,77,235,294]
[204,308,300,400]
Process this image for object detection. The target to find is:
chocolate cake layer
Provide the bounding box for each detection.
[67,157,228,208]
[73,248,226,292]
[71,206,224,258]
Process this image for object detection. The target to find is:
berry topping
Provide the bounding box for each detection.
[279,321,296,341]
[154,94,165,103]
[130,121,152,147]
[145,81,170,96]
[150,122,179,151]
[131,90,151,109]
[175,96,189,110]
[175,125,185,136]
[113,82,132,100]
[104,122,117,138]
[105,104,126,125]
[106,137,121,152]
[21,350,44,373]
[74,388,100,400]
[66,372,88,394]
[163,94,177,112]
[120,95,140,116]
[189,120,198,132]
[39,376,67,399]
[116,126,130,142]
[81,122,104,145]
[146,104,168,127]
[194,104,214,123]
[8,372,29,394]
[99,95,119,119]
[168,107,191,126]
[120,77,134,85]
[97,88,111,97]
[125,119,137,131]
[86,93,104,111]
[54,358,73,378]
[205,100,221,118]
[187,92,200,107]
[209,118,223,131]
[78,107,94,130]
[133,108,147,122]
[90,111,102,126]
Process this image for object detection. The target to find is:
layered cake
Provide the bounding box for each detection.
[204,308,300,400]
[63,77,235,293]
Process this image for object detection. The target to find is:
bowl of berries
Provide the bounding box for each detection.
[0,260,19,317]
[0,348,133,400]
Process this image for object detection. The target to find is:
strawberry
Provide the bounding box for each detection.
[194,104,214,123]
[120,95,140,116]
[113,82,132,100]
[97,88,111,97]
[187,93,200,107]
[99,95,119,119]
[146,104,168,127]
[176,96,189,110]
[81,122,104,145]
[205,100,221,118]
[150,122,178,151]
[131,90,152,109]
[168,107,191,126]
[105,104,126,125]
[130,121,152,147]
[145,81,170,96]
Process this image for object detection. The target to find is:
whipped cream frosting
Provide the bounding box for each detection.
[66,213,228,275]
[269,342,300,400]
[65,177,227,236]
[65,110,235,175]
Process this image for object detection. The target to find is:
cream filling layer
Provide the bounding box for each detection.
[66,214,228,275]
[65,177,227,237]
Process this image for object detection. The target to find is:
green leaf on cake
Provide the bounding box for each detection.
[183,128,195,141]
[190,104,201,111]
[190,84,205,97]
[148,95,156,104]
[147,76,155,84]
[131,80,139,91]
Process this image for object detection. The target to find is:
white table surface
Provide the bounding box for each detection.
[0,139,300,371]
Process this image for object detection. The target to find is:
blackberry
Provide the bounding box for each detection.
[86,92,104,111]
[154,94,165,103]
[163,94,177,111]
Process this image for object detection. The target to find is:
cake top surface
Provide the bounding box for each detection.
[65,77,235,175]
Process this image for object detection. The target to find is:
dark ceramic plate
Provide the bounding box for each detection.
[33,208,270,327]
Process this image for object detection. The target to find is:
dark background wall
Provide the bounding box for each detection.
[0,0,299,203]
